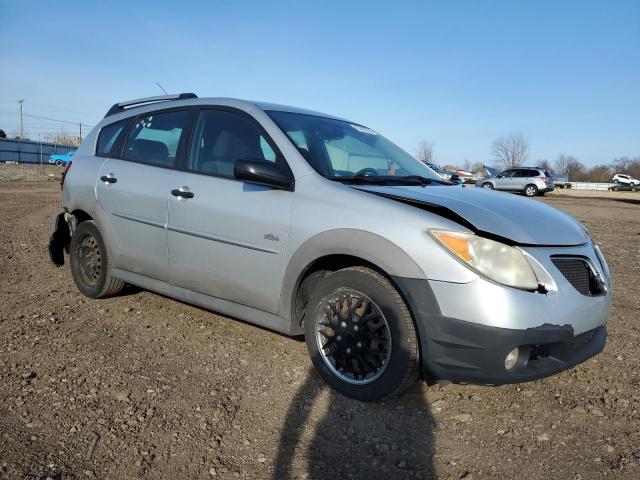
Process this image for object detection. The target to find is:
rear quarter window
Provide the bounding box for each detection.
[96,120,129,156]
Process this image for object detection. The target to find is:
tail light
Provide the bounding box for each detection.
[539,176,548,182]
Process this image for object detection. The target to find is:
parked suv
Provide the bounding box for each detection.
[49,94,610,401]
[477,167,554,196]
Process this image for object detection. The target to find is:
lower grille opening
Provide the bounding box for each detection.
[529,344,550,362]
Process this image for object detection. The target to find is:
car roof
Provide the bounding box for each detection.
[103,95,352,124]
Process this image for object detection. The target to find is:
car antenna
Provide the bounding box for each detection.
[156,82,168,95]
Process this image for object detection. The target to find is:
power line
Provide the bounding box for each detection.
[0,111,95,127]
[22,113,95,127]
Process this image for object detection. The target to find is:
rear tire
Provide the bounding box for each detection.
[304,266,420,401]
[69,220,124,298]
[482,182,494,189]
[524,184,538,197]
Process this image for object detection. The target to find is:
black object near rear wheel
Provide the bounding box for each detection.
[304,266,420,401]
[69,220,124,298]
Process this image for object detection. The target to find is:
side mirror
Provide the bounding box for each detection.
[234,159,294,191]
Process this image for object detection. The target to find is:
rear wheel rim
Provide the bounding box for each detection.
[483,183,492,189]
[526,186,536,196]
[74,233,102,287]
[315,290,392,385]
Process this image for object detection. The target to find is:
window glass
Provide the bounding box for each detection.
[187,110,280,177]
[96,120,127,156]
[260,137,276,162]
[267,111,440,180]
[500,170,515,178]
[122,110,189,168]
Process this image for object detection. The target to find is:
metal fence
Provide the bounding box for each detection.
[568,182,614,191]
[0,138,76,164]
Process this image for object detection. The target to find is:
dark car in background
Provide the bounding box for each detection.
[425,162,463,184]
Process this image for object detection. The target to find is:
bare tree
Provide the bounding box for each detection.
[585,164,613,182]
[554,154,585,180]
[536,159,554,173]
[416,141,434,164]
[43,130,81,147]
[490,132,529,169]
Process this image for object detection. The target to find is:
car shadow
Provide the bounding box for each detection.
[612,198,640,206]
[273,369,436,480]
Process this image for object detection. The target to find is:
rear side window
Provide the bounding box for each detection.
[122,110,189,168]
[96,120,128,156]
[187,109,282,177]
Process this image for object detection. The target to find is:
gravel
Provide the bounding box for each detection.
[1,182,639,479]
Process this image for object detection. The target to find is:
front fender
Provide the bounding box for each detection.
[278,228,427,322]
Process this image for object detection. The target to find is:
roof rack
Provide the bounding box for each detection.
[104,93,198,118]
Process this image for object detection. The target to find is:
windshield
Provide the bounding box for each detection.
[266,111,441,182]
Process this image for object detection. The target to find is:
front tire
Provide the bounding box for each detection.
[304,266,420,401]
[482,182,494,189]
[524,184,538,197]
[69,220,124,298]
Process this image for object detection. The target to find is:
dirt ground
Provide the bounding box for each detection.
[1,181,639,480]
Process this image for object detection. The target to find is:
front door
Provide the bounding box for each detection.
[494,169,516,190]
[96,109,190,281]
[167,108,294,313]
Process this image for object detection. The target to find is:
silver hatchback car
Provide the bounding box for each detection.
[477,167,554,197]
[49,94,610,401]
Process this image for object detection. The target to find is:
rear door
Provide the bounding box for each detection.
[167,108,294,313]
[96,109,190,281]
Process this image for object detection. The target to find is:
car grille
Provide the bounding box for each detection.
[551,257,603,296]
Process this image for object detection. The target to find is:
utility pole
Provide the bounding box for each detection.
[18,99,24,139]
[79,123,82,142]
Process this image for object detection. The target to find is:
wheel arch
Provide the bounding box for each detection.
[280,229,428,333]
[71,208,93,224]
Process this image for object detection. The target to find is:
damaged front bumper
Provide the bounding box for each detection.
[420,315,606,385]
[48,210,70,266]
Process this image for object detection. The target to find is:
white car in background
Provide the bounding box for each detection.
[612,174,640,186]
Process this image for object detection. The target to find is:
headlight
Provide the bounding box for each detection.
[429,229,539,290]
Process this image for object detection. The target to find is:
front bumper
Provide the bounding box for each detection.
[392,243,610,385]
[420,315,606,385]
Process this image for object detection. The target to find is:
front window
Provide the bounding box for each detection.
[267,111,442,184]
[187,110,281,177]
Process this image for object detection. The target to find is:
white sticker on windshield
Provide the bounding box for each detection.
[350,124,378,135]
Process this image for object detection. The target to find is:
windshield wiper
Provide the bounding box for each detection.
[326,175,435,186]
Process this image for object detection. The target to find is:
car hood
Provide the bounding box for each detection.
[354,185,588,246]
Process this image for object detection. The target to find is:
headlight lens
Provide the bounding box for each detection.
[429,229,539,290]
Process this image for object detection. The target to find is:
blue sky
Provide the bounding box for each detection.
[1,0,638,166]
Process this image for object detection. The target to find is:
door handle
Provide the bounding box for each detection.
[171,188,194,199]
[100,174,117,184]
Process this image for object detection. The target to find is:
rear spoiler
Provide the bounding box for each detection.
[104,93,197,117]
